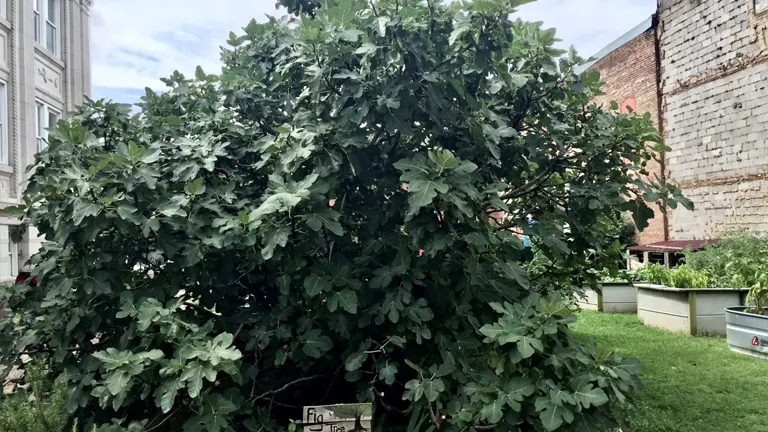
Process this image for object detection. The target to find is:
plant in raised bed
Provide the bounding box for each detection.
[685,231,768,289]
[724,260,768,358]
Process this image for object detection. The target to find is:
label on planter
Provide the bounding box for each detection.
[751,336,768,347]
[303,403,372,431]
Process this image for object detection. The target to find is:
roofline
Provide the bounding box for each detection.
[575,16,654,74]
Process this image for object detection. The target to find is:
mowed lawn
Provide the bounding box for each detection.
[572,311,768,432]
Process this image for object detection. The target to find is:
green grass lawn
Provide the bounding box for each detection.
[572,311,768,432]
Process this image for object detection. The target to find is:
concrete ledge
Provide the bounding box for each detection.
[636,284,749,335]
[578,282,637,314]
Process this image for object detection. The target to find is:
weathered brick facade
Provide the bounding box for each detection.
[659,0,768,239]
[587,26,667,244]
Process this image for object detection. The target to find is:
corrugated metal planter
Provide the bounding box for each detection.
[725,307,768,360]
[636,284,749,335]
[578,282,636,313]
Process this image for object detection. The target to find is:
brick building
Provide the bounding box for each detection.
[659,0,768,239]
[587,0,768,243]
[584,17,667,244]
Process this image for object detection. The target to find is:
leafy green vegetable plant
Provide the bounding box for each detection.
[634,265,708,289]
[686,232,768,288]
[0,0,689,430]
[745,282,768,316]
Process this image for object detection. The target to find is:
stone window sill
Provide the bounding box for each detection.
[34,45,64,69]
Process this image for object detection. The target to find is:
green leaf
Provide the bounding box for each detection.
[72,199,101,225]
[157,200,187,218]
[116,204,144,225]
[379,363,398,385]
[345,346,368,371]
[489,79,504,94]
[391,249,411,275]
[480,396,504,424]
[355,43,377,55]
[181,361,216,399]
[497,260,530,289]
[406,179,450,216]
[517,336,543,359]
[449,23,469,45]
[328,289,358,314]
[422,378,444,402]
[622,198,655,231]
[302,329,334,358]
[261,226,290,260]
[304,275,331,297]
[428,149,459,172]
[303,209,344,236]
[464,232,487,246]
[479,323,505,340]
[185,177,206,196]
[106,371,131,396]
[374,16,388,37]
[538,400,574,431]
[572,383,609,409]
[503,377,536,411]
[156,379,180,413]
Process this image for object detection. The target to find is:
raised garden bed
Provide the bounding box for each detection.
[636,284,748,335]
[725,307,768,360]
[578,282,636,313]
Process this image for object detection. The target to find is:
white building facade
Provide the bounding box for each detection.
[0,0,92,281]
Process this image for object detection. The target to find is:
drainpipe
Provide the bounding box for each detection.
[653,11,670,242]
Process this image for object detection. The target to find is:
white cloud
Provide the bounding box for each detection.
[91,0,656,100]
[514,0,656,57]
[92,0,277,91]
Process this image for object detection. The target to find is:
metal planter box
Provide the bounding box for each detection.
[725,307,768,360]
[636,284,749,335]
[578,282,636,313]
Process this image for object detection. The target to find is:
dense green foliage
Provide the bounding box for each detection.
[685,232,768,289]
[634,264,708,289]
[0,0,689,430]
[684,232,768,312]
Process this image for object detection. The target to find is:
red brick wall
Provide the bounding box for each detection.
[588,28,666,245]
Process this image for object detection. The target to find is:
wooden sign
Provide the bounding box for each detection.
[302,403,372,432]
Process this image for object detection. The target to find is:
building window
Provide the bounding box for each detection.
[0,81,6,164]
[36,101,60,152]
[34,0,60,56]
[0,0,6,19]
[8,237,17,277]
[620,97,636,114]
[757,0,768,14]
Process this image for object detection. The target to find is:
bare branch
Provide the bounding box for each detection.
[250,374,328,402]
[146,407,181,432]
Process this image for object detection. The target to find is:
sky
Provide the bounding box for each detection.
[91,0,657,104]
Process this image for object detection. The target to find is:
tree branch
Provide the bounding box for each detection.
[250,374,328,401]
[500,159,562,200]
[145,407,181,432]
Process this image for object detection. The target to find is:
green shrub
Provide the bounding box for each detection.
[0,362,70,432]
[0,0,689,430]
[685,232,768,288]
